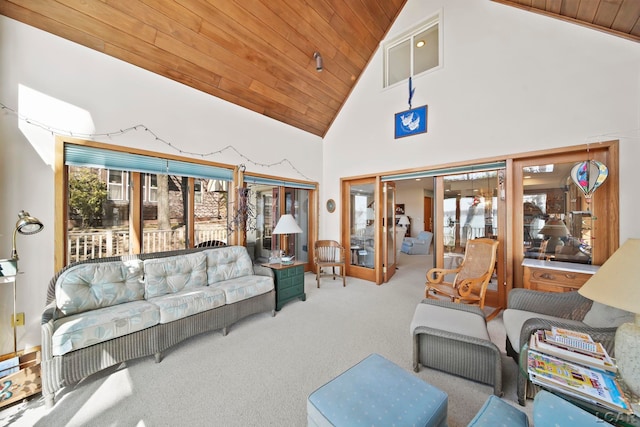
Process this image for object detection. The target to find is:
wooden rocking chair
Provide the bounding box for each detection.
[425,238,499,309]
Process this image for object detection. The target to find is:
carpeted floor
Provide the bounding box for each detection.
[0,252,533,426]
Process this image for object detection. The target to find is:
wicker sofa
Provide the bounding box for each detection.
[503,288,634,405]
[41,245,276,407]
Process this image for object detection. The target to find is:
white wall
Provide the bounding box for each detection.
[0,16,322,353]
[322,0,640,242]
[395,186,431,237]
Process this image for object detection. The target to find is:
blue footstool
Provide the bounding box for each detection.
[307,353,448,427]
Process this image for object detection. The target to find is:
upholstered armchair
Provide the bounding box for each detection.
[503,288,634,405]
[401,231,433,255]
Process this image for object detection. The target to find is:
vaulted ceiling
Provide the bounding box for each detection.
[0,0,407,137]
[493,0,640,43]
[1,1,638,138]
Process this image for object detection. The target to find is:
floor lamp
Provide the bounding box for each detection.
[3,210,44,354]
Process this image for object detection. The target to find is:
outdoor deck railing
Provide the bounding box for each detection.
[67,227,228,263]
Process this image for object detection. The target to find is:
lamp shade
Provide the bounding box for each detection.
[579,239,640,396]
[578,239,640,315]
[539,219,569,237]
[398,215,410,226]
[272,214,303,234]
[16,210,44,235]
[12,210,44,260]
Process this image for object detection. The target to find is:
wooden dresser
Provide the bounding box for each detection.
[522,259,599,293]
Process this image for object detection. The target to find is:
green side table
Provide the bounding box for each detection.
[263,261,306,311]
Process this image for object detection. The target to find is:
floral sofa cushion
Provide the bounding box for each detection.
[56,259,145,316]
[215,275,274,304]
[51,300,159,356]
[144,252,207,299]
[150,286,227,324]
[205,246,255,285]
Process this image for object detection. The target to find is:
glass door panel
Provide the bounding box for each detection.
[522,162,593,264]
[383,182,397,282]
[441,170,503,311]
[284,188,310,263]
[345,179,376,282]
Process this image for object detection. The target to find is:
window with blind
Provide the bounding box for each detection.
[63,142,233,264]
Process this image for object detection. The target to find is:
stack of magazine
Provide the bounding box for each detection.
[527,327,633,414]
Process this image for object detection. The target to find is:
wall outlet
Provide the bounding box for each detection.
[11,312,24,327]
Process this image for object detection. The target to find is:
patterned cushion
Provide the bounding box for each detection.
[144,252,207,299]
[56,259,145,316]
[204,246,254,285]
[51,300,159,356]
[214,275,274,304]
[150,286,227,324]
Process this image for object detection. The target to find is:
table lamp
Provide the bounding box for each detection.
[578,238,640,396]
[398,215,410,228]
[272,214,303,264]
[539,218,569,253]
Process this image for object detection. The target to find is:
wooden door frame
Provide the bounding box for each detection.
[341,176,378,283]
[423,196,433,233]
[337,141,619,293]
[383,181,397,283]
[511,143,619,288]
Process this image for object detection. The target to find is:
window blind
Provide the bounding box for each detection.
[382,161,506,182]
[64,144,233,181]
[243,175,316,190]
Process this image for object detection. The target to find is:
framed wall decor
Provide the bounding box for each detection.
[326,199,336,213]
[394,105,427,139]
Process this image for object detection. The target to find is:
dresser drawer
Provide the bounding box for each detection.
[277,282,304,301]
[277,275,303,291]
[277,264,304,279]
[524,265,594,292]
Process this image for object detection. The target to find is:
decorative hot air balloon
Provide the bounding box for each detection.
[570,160,608,202]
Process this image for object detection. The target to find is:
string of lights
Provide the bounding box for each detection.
[0,102,312,181]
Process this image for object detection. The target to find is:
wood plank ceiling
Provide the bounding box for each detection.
[0,0,407,137]
[1,1,637,138]
[492,0,640,43]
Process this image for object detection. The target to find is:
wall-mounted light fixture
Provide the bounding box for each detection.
[314,52,323,72]
[3,210,44,354]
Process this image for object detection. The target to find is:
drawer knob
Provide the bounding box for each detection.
[540,273,555,280]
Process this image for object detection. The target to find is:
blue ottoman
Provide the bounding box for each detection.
[467,395,529,427]
[307,353,448,427]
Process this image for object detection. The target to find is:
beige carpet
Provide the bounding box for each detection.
[0,252,533,426]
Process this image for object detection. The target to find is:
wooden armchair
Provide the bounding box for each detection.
[314,240,346,288]
[425,238,499,309]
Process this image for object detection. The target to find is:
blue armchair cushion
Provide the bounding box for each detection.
[401,231,433,255]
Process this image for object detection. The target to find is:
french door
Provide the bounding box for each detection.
[435,169,506,314]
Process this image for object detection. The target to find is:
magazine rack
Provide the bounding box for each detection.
[521,330,640,427]
[0,347,41,409]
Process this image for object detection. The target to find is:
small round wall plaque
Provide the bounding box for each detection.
[326,199,336,213]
